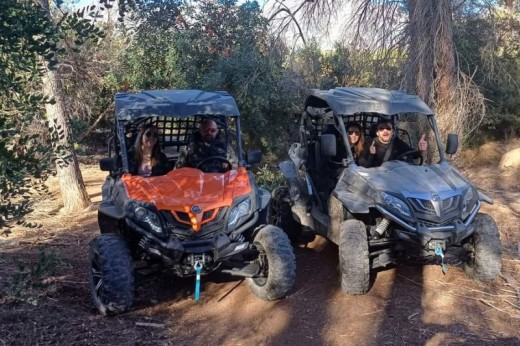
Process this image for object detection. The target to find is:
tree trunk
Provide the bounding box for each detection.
[405,0,435,106]
[405,0,456,109]
[432,0,457,132]
[405,0,458,160]
[36,0,91,212]
[41,65,91,212]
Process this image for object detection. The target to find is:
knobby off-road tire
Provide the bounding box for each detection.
[270,187,302,243]
[463,213,502,281]
[247,225,296,301]
[338,219,370,295]
[89,234,135,315]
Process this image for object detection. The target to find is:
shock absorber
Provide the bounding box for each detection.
[374,218,390,237]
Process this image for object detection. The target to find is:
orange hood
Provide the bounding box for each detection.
[121,167,252,231]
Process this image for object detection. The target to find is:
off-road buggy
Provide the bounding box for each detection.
[271,87,501,294]
[89,89,295,315]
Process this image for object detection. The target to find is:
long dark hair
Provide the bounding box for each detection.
[134,123,161,167]
[346,122,365,158]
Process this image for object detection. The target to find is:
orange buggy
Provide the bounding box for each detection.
[89,90,295,315]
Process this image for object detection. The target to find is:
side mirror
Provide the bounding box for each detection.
[445,133,458,155]
[246,149,262,164]
[320,134,337,157]
[100,157,117,171]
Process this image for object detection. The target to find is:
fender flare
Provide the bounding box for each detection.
[334,191,372,214]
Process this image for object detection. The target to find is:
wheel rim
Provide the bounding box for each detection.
[270,197,282,226]
[253,242,269,286]
[270,189,286,227]
[90,250,104,301]
[464,240,476,265]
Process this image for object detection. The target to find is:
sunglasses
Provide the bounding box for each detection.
[144,131,158,138]
[348,130,360,135]
[202,128,218,134]
[377,126,393,131]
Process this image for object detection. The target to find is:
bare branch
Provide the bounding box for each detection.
[269,7,307,46]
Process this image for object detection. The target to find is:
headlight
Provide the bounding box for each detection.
[462,188,476,219]
[227,197,251,231]
[382,192,411,218]
[135,206,164,236]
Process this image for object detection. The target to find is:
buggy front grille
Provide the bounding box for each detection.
[174,210,216,223]
[408,196,460,217]
[161,207,228,237]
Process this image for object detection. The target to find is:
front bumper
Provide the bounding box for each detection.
[125,218,252,262]
[376,201,480,247]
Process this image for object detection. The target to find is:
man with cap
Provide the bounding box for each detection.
[358,119,427,168]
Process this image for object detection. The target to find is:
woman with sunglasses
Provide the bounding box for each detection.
[346,122,365,163]
[130,124,172,177]
[358,119,427,168]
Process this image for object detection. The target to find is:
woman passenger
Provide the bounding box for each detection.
[346,122,365,163]
[130,124,172,177]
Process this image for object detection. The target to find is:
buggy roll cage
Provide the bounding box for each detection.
[300,87,446,166]
[109,90,245,173]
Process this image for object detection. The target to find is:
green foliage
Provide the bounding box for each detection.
[320,44,354,89]
[0,0,57,232]
[0,124,52,236]
[254,164,285,191]
[52,4,115,143]
[5,249,60,305]
[290,40,403,91]
[109,0,307,155]
[184,1,307,155]
[0,0,57,112]
[201,41,306,154]
[0,0,108,231]
[454,8,520,140]
[291,40,324,87]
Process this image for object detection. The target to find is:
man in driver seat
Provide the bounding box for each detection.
[358,119,427,168]
[176,118,237,172]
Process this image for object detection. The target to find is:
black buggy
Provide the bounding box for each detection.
[271,87,501,294]
[90,89,295,315]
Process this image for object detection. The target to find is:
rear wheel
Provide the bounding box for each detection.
[463,213,502,280]
[247,225,296,301]
[89,234,134,315]
[338,219,370,294]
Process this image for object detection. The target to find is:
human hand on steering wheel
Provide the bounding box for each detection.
[195,156,233,173]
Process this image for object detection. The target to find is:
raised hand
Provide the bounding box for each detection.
[418,134,427,152]
[369,140,376,155]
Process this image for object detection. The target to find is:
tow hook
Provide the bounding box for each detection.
[190,254,207,267]
[193,261,203,302]
[434,242,448,274]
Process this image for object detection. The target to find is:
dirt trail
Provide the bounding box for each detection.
[1,162,519,345]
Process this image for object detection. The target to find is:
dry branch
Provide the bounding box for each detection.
[397,274,520,319]
[135,322,165,328]
[77,102,114,143]
[500,273,520,308]
[479,299,519,318]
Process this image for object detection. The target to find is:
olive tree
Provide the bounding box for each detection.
[0,0,110,232]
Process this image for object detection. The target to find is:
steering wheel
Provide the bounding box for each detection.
[195,156,233,173]
[395,149,423,165]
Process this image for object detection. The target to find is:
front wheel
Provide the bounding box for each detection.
[463,213,502,280]
[338,219,370,294]
[247,225,296,301]
[89,234,135,315]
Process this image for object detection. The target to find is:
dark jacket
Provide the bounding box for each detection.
[129,150,172,177]
[176,131,237,170]
[358,137,417,168]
